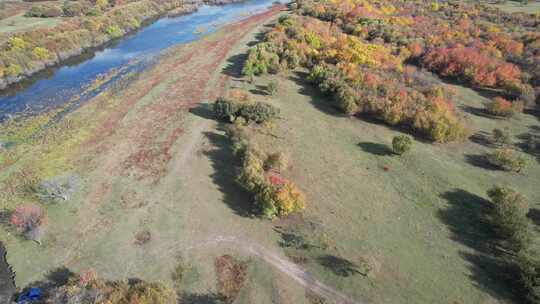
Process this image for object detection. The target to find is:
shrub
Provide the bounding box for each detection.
[267,80,278,96]
[9,204,46,242]
[256,180,305,217]
[238,102,279,123]
[492,128,512,146]
[213,97,279,124]
[36,175,79,203]
[392,135,412,155]
[228,126,305,218]
[487,186,530,251]
[134,230,151,245]
[5,64,22,77]
[7,37,26,50]
[25,5,62,17]
[105,25,123,38]
[236,148,266,193]
[487,148,529,172]
[49,275,176,303]
[96,0,109,10]
[486,97,523,117]
[214,97,243,122]
[63,1,92,17]
[215,255,248,304]
[32,47,50,60]
[242,43,280,77]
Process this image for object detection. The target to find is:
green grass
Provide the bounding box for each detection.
[482,0,540,13]
[232,70,540,303]
[0,14,61,35]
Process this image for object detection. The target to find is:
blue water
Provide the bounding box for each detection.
[0,0,278,120]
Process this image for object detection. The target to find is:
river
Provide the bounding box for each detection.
[0,0,280,120]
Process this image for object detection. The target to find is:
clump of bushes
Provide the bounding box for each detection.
[213,97,279,124]
[47,272,176,303]
[242,43,280,79]
[487,185,530,251]
[226,125,305,218]
[9,204,46,243]
[392,135,412,155]
[487,148,529,172]
[25,4,63,18]
[267,80,278,96]
[62,1,93,17]
[492,128,512,146]
[486,97,523,117]
[105,25,123,38]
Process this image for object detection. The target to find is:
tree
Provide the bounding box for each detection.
[487,185,530,251]
[392,135,412,155]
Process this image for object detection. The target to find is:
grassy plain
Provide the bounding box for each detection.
[489,0,540,13]
[224,71,540,303]
[1,3,540,304]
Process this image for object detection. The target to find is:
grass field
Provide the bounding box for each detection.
[489,0,540,13]
[1,3,540,304]
[218,66,540,302]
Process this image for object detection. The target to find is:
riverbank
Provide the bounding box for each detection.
[1,3,285,288]
[0,0,248,91]
[0,242,15,303]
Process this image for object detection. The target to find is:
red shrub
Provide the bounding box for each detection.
[422,46,521,89]
[9,204,46,239]
[486,97,522,117]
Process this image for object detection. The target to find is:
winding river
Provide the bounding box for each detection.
[0,0,280,120]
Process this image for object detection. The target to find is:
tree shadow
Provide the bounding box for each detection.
[203,130,255,217]
[249,85,268,96]
[527,208,540,229]
[189,103,215,121]
[464,153,501,171]
[438,190,521,301]
[357,142,393,156]
[460,251,520,302]
[274,227,312,250]
[17,266,77,300]
[515,128,540,163]
[221,53,247,79]
[438,189,496,253]
[469,131,495,148]
[288,71,347,118]
[317,255,362,277]
[178,292,221,304]
[0,209,11,231]
[460,105,499,119]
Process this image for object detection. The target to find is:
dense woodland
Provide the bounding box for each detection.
[243,0,540,142]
